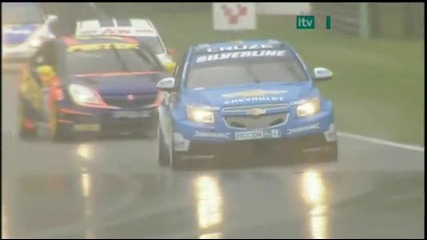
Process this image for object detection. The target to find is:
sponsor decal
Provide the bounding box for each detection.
[287,123,320,134]
[67,43,138,52]
[206,44,274,52]
[80,30,97,35]
[222,89,288,99]
[3,25,39,44]
[74,124,100,132]
[224,96,285,105]
[4,29,33,34]
[235,129,281,141]
[102,28,131,35]
[112,110,151,118]
[194,131,231,139]
[196,50,286,63]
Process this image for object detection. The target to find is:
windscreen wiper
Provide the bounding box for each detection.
[111,44,130,72]
[131,48,161,71]
[245,62,261,84]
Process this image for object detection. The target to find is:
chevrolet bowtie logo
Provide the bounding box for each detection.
[247,108,266,117]
[222,89,288,98]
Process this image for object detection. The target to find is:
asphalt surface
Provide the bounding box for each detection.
[2,71,425,239]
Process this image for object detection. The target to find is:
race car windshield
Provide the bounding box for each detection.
[136,36,165,54]
[66,48,161,75]
[2,3,44,24]
[186,52,308,90]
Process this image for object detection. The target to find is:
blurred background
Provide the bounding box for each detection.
[42,2,424,146]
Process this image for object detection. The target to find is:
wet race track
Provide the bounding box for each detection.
[2,71,425,239]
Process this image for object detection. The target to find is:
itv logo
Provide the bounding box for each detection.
[296,15,331,30]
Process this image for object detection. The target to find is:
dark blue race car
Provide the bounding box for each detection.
[18,35,169,141]
[156,40,338,168]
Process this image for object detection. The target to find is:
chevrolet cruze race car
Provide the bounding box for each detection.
[2,2,58,68]
[75,18,176,73]
[18,35,169,141]
[157,40,338,168]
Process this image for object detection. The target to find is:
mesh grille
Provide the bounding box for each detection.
[102,94,157,108]
[224,113,289,130]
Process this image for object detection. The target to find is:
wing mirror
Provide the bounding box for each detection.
[313,67,333,81]
[157,77,176,92]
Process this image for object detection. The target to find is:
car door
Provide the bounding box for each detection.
[159,51,187,140]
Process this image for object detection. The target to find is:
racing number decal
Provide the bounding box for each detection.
[67,43,138,52]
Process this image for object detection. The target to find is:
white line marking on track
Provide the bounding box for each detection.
[338,132,424,152]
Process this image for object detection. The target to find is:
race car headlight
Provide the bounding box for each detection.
[187,106,215,124]
[297,97,321,117]
[68,84,104,106]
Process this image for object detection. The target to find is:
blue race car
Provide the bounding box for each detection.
[2,3,58,67]
[156,40,338,168]
[18,35,168,141]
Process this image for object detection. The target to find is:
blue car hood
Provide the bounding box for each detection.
[185,82,315,107]
[3,24,40,45]
[70,73,163,96]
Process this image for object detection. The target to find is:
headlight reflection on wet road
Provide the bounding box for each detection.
[77,143,96,238]
[2,203,9,239]
[301,169,329,239]
[77,144,94,161]
[194,175,223,239]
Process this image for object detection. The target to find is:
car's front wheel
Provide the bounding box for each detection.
[322,142,338,162]
[168,127,187,170]
[157,124,170,167]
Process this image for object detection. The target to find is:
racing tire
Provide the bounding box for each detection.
[322,142,338,162]
[144,127,158,139]
[168,126,186,170]
[18,98,37,140]
[147,111,160,139]
[157,124,171,167]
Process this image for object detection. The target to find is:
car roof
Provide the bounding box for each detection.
[192,39,291,54]
[76,18,159,37]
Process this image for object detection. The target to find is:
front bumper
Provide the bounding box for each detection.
[171,108,337,152]
[56,103,158,136]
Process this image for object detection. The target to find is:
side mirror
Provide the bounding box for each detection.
[164,61,177,74]
[167,48,177,55]
[313,67,333,81]
[157,77,176,92]
[46,15,58,23]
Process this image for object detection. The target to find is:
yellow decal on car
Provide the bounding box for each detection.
[67,43,138,52]
[73,124,101,132]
